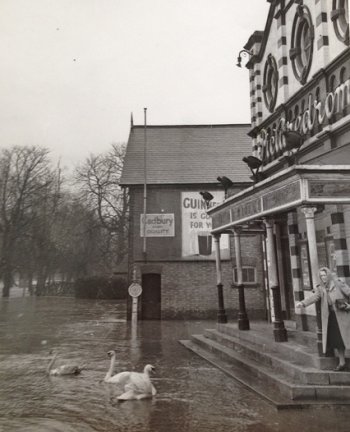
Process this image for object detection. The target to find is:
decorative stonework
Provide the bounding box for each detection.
[309,181,350,198]
[262,181,300,211]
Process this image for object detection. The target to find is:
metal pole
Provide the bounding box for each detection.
[214,234,228,323]
[264,219,288,342]
[143,108,147,261]
[233,228,250,330]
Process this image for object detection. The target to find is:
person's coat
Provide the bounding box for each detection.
[302,279,350,353]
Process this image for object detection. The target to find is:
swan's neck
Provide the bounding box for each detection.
[105,355,116,379]
[47,354,57,374]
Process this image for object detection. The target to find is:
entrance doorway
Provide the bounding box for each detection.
[141,273,161,320]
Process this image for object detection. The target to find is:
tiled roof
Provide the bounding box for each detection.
[120,124,252,185]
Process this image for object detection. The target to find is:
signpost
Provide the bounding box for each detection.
[128,282,142,327]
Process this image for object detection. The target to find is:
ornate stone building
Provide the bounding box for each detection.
[210,0,350,345]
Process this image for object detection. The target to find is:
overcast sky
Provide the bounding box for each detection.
[0,0,269,170]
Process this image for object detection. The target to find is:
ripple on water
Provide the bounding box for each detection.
[3,298,350,432]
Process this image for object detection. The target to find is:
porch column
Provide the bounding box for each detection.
[264,219,288,342]
[214,234,228,323]
[301,206,323,356]
[233,228,250,330]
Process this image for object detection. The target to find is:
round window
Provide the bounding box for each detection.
[289,5,314,84]
[331,0,349,45]
[263,54,279,112]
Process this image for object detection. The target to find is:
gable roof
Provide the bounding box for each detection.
[120,124,252,185]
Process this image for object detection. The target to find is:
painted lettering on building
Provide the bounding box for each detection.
[181,191,229,259]
[140,214,175,237]
[256,78,350,163]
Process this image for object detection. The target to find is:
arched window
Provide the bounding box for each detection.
[290,5,314,84]
[263,54,279,112]
[331,0,349,45]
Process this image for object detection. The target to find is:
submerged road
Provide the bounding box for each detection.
[1,296,350,431]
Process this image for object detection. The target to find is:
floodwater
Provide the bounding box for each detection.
[1,298,350,432]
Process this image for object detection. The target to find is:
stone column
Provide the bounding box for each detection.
[214,234,228,324]
[301,206,323,356]
[233,228,250,330]
[264,219,288,342]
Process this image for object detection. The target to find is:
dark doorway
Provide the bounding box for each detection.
[141,273,161,320]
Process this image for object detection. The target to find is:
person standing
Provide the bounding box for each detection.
[296,267,350,371]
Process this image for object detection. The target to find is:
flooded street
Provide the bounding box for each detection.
[1,297,350,431]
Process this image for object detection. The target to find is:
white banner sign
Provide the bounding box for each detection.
[181,191,229,259]
[140,214,175,237]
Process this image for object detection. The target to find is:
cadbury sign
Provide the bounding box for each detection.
[256,77,350,163]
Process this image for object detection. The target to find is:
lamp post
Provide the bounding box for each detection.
[199,191,214,209]
[217,176,234,199]
[242,155,265,183]
[236,49,253,68]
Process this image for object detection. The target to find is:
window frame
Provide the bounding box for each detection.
[331,0,349,45]
[263,54,279,112]
[233,266,257,285]
[289,5,314,85]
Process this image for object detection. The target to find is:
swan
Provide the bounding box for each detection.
[104,350,132,384]
[104,350,156,400]
[117,364,157,401]
[47,353,85,376]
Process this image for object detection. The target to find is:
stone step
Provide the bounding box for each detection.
[179,339,350,409]
[186,334,350,402]
[217,323,336,370]
[204,329,350,385]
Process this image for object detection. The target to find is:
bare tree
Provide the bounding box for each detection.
[75,143,129,270]
[0,145,57,297]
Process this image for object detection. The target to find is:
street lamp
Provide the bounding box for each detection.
[236,49,253,67]
[282,130,304,165]
[242,155,265,183]
[199,191,214,209]
[217,176,234,198]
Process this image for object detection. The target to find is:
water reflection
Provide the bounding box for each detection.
[1,297,350,431]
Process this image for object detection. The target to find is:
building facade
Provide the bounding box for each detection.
[120,124,267,319]
[210,0,350,345]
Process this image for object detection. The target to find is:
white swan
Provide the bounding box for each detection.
[47,353,85,376]
[117,364,157,401]
[104,350,156,400]
[104,350,132,385]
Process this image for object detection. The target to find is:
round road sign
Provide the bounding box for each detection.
[128,282,142,298]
